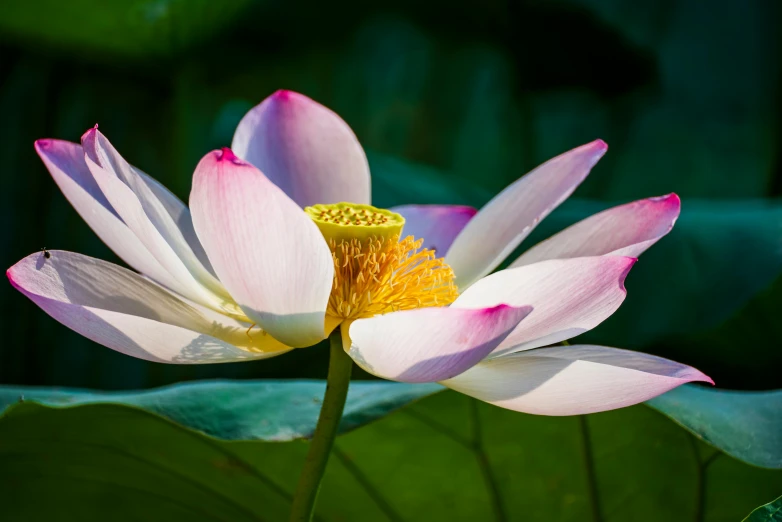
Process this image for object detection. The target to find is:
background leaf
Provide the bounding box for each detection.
[648,385,782,469]
[2,381,780,471]
[0,380,440,441]
[2,392,781,522]
[0,0,255,59]
[744,495,782,522]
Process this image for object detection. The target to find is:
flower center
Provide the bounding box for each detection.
[305,202,458,321]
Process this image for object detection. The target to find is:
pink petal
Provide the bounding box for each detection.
[446,140,608,289]
[442,344,713,415]
[232,90,371,208]
[390,204,477,256]
[512,194,681,267]
[34,139,175,291]
[7,251,290,363]
[189,148,334,348]
[81,128,230,310]
[346,304,533,383]
[454,256,635,356]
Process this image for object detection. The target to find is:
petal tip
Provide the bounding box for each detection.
[594,139,608,150]
[34,139,51,152]
[650,192,681,206]
[215,147,247,166]
[6,262,24,291]
[272,89,295,101]
[456,205,479,218]
[618,257,639,292]
[80,126,99,143]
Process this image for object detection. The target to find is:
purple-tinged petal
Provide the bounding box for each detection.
[232,90,370,208]
[512,194,681,267]
[34,139,176,290]
[190,148,333,348]
[443,344,713,415]
[390,204,477,256]
[454,256,635,355]
[446,140,608,289]
[7,250,290,363]
[81,128,230,310]
[346,304,533,383]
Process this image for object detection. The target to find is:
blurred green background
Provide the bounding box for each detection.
[0,0,780,393]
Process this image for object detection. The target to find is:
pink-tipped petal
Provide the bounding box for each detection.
[346,304,533,383]
[390,204,478,256]
[7,251,290,363]
[231,90,371,208]
[512,194,681,267]
[442,344,713,415]
[34,139,176,290]
[81,129,229,309]
[189,148,334,348]
[454,256,635,356]
[446,140,608,289]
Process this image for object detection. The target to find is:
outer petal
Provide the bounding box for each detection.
[454,256,635,356]
[346,304,533,383]
[446,140,608,289]
[34,139,175,291]
[231,90,370,208]
[390,204,477,256]
[442,344,713,415]
[7,251,290,363]
[190,148,334,348]
[81,128,230,310]
[512,194,681,268]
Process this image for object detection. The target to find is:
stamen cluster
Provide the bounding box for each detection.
[327,235,458,321]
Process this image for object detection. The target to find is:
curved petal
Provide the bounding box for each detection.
[390,204,477,256]
[512,194,681,268]
[454,256,635,356]
[81,128,230,310]
[135,168,217,277]
[446,140,608,289]
[7,251,290,363]
[442,344,713,415]
[346,304,533,383]
[190,148,334,348]
[232,90,370,208]
[34,139,175,290]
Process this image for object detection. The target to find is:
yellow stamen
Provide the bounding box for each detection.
[305,202,458,322]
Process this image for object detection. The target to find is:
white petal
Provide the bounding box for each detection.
[442,344,713,415]
[232,90,371,208]
[390,204,477,257]
[190,148,334,348]
[34,139,175,290]
[81,128,230,310]
[7,251,290,363]
[446,140,608,289]
[347,305,533,383]
[454,256,635,356]
[512,194,681,267]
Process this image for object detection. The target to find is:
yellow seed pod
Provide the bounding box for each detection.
[304,202,405,244]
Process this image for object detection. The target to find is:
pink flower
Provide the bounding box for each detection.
[7,90,711,415]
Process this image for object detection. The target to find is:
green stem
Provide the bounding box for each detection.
[289,328,353,522]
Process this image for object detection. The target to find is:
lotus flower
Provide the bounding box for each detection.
[7,90,711,415]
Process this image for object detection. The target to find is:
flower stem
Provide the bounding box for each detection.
[289,328,353,522]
